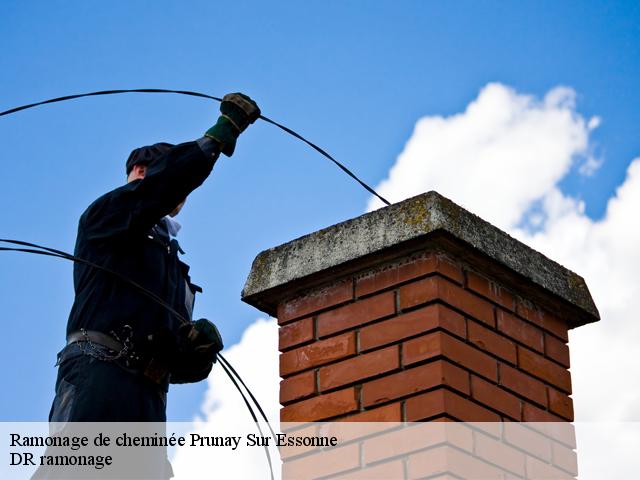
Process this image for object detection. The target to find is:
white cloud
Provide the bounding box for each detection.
[368,83,593,231]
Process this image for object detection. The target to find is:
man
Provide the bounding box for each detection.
[47,93,260,425]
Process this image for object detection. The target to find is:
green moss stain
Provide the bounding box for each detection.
[402,200,431,230]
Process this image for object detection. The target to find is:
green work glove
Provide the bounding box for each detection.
[205,93,260,157]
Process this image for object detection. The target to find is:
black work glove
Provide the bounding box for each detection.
[170,319,224,384]
[180,318,224,362]
[204,93,260,157]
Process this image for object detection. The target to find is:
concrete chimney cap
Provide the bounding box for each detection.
[242,191,599,326]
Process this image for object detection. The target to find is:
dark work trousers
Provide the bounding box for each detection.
[32,345,173,479]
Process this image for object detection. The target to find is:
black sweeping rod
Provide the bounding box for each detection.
[0,88,391,206]
[0,239,276,480]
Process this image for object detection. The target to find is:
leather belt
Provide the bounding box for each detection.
[67,330,123,352]
[66,329,170,389]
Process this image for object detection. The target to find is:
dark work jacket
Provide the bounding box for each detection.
[66,141,218,360]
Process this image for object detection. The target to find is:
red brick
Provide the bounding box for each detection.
[400,276,495,326]
[282,443,360,479]
[316,291,396,337]
[545,333,570,368]
[467,320,517,364]
[522,422,576,449]
[324,405,401,443]
[402,331,441,365]
[278,279,353,323]
[471,375,521,420]
[516,299,569,341]
[279,317,314,351]
[364,423,426,463]
[498,363,548,407]
[399,276,438,310]
[338,402,402,422]
[503,422,552,462]
[360,304,465,352]
[354,253,464,298]
[522,402,565,422]
[466,270,515,311]
[362,419,472,464]
[319,345,399,390]
[435,255,465,285]
[409,445,507,479]
[362,360,469,407]
[497,309,544,352]
[518,346,572,393]
[552,441,578,476]
[542,314,570,342]
[403,332,498,381]
[331,461,405,480]
[418,476,463,480]
[281,387,358,422]
[474,430,526,476]
[280,332,356,376]
[548,388,574,421]
[439,278,495,326]
[405,389,501,422]
[526,456,574,480]
[355,253,438,297]
[280,371,316,404]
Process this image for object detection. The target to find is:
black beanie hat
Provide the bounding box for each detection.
[125,142,174,175]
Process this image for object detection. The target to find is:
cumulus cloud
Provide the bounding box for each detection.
[368,83,599,230]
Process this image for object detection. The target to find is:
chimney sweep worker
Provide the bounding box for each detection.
[47,93,260,424]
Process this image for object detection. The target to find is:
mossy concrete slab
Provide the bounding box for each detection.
[242,191,599,326]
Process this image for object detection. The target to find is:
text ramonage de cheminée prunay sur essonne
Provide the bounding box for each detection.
[11,432,339,452]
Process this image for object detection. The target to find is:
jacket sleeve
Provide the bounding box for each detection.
[81,140,219,243]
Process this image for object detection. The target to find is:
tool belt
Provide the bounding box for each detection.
[65,329,170,388]
[67,329,124,352]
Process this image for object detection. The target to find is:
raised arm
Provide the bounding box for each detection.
[80,93,260,243]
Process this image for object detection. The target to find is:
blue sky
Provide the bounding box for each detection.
[1,0,639,423]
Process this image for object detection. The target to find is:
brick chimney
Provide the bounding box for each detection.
[241,191,599,425]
